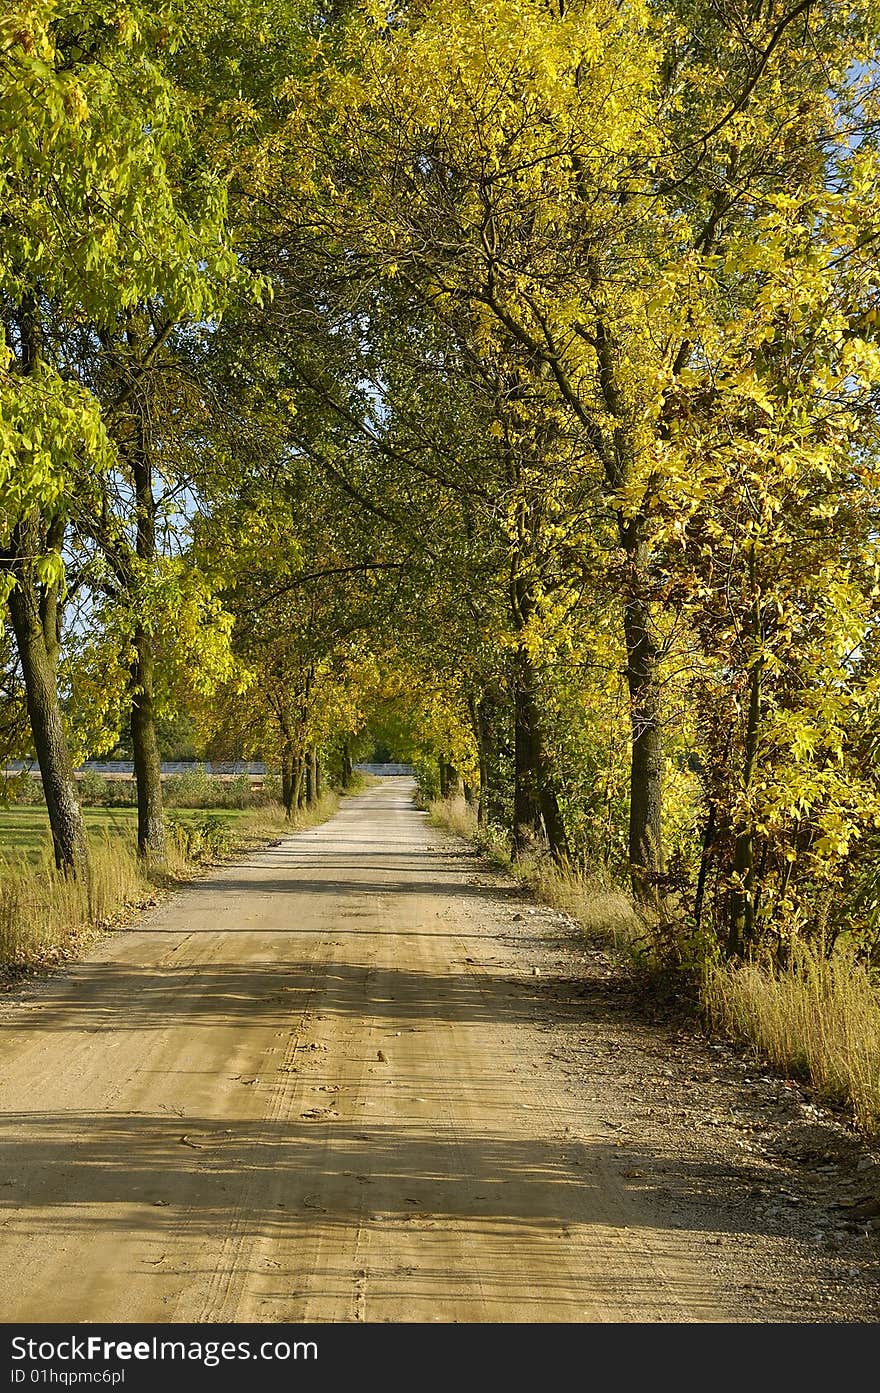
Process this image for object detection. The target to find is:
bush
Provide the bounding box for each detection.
[166,813,237,862]
[11,775,44,806]
[226,772,255,809]
[163,765,219,808]
[414,761,440,807]
[78,771,110,806]
[262,773,281,803]
[107,779,137,806]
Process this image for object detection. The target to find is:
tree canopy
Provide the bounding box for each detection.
[3,0,880,963]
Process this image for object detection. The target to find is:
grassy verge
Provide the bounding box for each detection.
[427,795,643,951]
[427,793,880,1135]
[704,949,880,1133]
[0,789,343,975]
[0,805,255,862]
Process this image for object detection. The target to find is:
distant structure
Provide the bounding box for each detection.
[3,759,266,781]
[354,763,414,777]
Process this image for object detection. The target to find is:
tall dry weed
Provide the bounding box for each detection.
[704,946,880,1132]
[0,794,340,969]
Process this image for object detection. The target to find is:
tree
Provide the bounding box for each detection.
[0,2,245,868]
[270,0,880,908]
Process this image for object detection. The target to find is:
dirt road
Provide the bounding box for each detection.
[0,780,876,1322]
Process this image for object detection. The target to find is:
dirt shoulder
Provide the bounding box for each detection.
[0,779,875,1322]
[470,861,880,1322]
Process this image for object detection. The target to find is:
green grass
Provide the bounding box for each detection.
[0,805,251,864]
[0,792,343,969]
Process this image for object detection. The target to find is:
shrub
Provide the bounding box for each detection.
[12,775,44,806]
[262,773,281,803]
[166,813,237,863]
[78,771,110,806]
[226,772,254,809]
[163,765,219,808]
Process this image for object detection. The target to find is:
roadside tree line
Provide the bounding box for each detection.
[3,1,880,967]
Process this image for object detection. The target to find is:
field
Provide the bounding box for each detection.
[0,805,252,864]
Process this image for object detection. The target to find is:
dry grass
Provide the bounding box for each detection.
[429,794,880,1135]
[427,793,480,841]
[0,836,152,968]
[704,946,880,1133]
[427,794,642,952]
[0,791,342,972]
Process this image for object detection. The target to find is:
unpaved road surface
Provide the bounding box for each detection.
[0,779,878,1322]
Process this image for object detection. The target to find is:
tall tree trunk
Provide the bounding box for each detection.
[306,749,316,806]
[314,753,322,801]
[729,654,763,958]
[512,644,569,861]
[130,623,164,856]
[8,568,87,875]
[341,741,352,789]
[621,538,663,901]
[473,690,507,828]
[295,755,306,810]
[693,803,716,935]
[4,305,87,875]
[281,743,295,818]
[509,502,569,860]
[128,381,165,858]
[513,656,543,854]
[469,695,489,826]
[438,759,449,799]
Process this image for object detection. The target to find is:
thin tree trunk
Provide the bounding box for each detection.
[621,541,663,901]
[128,384,164,858]
[469,695,488,826]
[314,754,322,801]
[693,803,716,935]
[477,690,506,828]
[512,644,569,861]
[513,659,543,854]
[295,755,306,810]
[8,570,87,875]
[341,741,352,789]
[130,623,164,856]
[729,655,763,957]
[592,311,663,901]
[281,744,295,818]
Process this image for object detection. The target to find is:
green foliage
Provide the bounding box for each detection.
[4,0,880,981]
[166,813,237,862]
[77,771,110,807]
